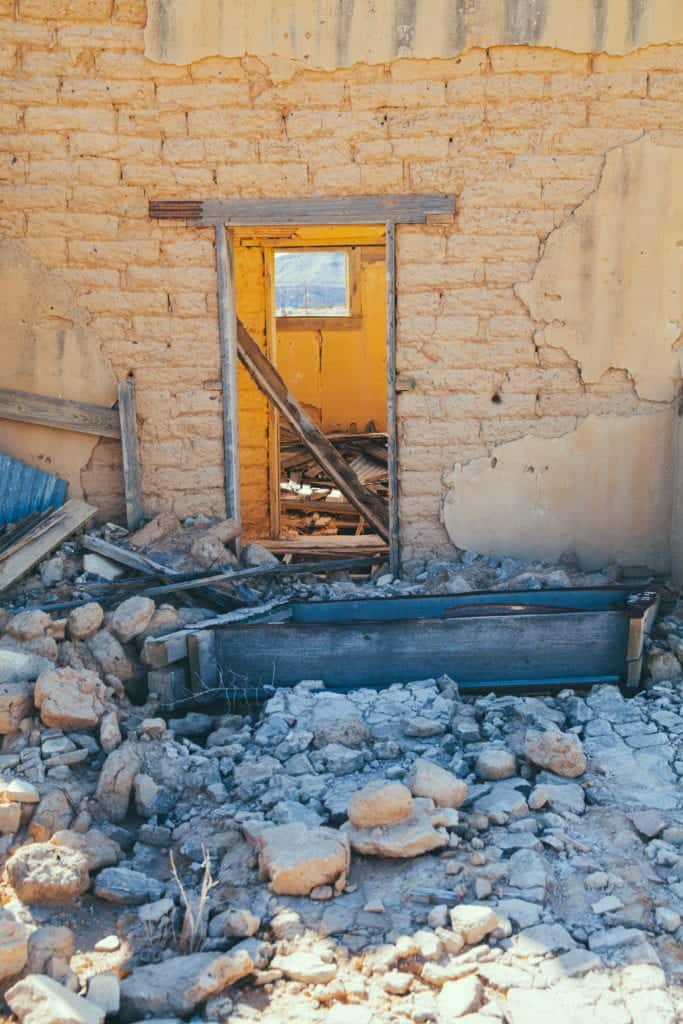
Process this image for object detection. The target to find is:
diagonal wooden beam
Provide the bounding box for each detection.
[236,319,390,542]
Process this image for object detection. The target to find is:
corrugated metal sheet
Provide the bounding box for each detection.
[0,453,67,527]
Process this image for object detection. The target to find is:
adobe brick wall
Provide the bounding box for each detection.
[2,1,681,556]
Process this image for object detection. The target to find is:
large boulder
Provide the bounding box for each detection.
[407,758,468,808]
[110,597,156,644]
[6,975,103,1024]
[119,950,252,1021]
[343,797,450,858]
[0,680,34,731]
[34,668,106,730]
[96,741,141,822]
[67,603,104,641]
[254,823,350,896]
[0,907,28,981]
[524,729,587,778]
[347,780,413,829]
[6,843,90,903]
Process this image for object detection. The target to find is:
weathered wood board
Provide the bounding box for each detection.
[0,499,97,592]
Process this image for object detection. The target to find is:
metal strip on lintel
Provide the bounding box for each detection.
[149,194,455,226]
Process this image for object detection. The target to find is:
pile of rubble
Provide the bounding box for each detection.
[0,521,681,1023]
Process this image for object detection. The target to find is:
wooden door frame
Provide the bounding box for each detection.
[149,194,456,577]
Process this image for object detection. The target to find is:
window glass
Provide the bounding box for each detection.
[274,250,349,317]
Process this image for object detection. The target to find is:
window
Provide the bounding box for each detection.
[274,250,350,318]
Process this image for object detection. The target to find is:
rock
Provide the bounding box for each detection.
[407,758,467,808]
[344,797,449,858]
[82,554,124,581]
[138,898,174,925]
[529,782,585,815]
[7,975,104,1024]
[448,905,499,945]
[94,867,164,905]
[28,790,73,842]
[133,773,161,817]
[512,923,576,956]
[270,952,337,984]
[86,631,135,683]
[168,713,214,737]
[96,741,141,822]
[327,1007,372,1024]
[93,936,120,953]
[5,779,40,803]
[67,604,104,641]
[209,908,260,939]
[37,666,104,729]
[476,748,516,781]
[40,554,65,587]
[119,950,253,1020]
[648,650,682,682]
[437,976,483,1019]
[6,611,51,642]
[384,970,412,995]
[402,716,445,738]
[242,543,279,567]
[50,829,121,871]
[6,843,90,903]
[99,710,121,754]
[630,810,667,839]
[0,680,34,729]
[110,597,156,644]
[27,926,74,974]
[254,823,350,896]
[347,780,413,828]
[474,783,528,822]
[310,693,370,749]
[0,907,28,981]
[0,651,52,688]
[0,802,21,833]
[190,532,238,570]
[524,729,587,778]
[87,973,120,1016]
[127,512,181,548]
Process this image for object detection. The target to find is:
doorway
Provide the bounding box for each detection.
[233,224,388,553]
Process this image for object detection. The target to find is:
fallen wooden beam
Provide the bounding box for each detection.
[81,534,174,578]
[0,499,97,592]
[0,387,120,438]
[251,535,388,558]
[237,320,389,541]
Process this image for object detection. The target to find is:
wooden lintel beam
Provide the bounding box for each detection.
[0,388,120,438]
[237,319,390,541]
[149,194,455,226]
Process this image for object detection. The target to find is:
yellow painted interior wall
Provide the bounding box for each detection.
[233,224,386,538]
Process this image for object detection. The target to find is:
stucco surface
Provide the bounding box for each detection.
[443,410,674,571]
[0,242,117,496]
[145,0,683,69]
[517,136,683,403]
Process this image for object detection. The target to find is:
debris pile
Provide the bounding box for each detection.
[0,517,680,1021]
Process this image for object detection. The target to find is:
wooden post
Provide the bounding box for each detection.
[215,224,241,548]
[385,221,401,577]
[117,379,144,532]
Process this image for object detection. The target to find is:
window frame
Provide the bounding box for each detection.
[274,245,362,331]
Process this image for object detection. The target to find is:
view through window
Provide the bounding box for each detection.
[274,250,350,317]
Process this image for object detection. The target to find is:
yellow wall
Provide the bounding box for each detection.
[234,224,387,537]
[276,246,387,434]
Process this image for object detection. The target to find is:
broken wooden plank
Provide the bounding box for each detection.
[0,387,120,438]
[149,194,456,226]
[142,596,292,668]
[237,319,389,541]
[251,535,387,557]
[81,534,171,577]
[0,499,96,592]
[117,380,144,532]
[215,225,241,537]
[187,631,218,694]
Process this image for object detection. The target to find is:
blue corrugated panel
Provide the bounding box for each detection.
[0,453,67,527]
